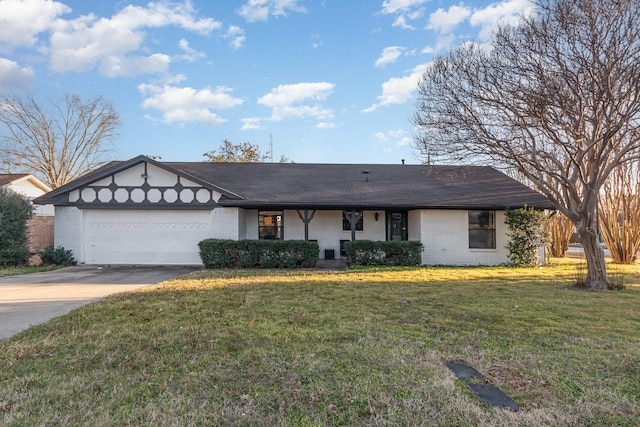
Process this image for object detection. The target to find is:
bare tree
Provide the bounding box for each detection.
[413,0,640,290]
[0,93,119,189]
[599,159,640,263]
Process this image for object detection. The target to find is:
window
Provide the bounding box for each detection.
[469,210,496,249]
[259,211,283,240]
[342,210,363,231]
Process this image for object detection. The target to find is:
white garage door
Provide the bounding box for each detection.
[83,210,212,265]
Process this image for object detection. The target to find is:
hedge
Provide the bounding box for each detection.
[343,240,423,266]
[0,187,32,266]
[198,239,319,269]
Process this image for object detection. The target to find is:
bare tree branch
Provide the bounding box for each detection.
[599,157,640,263]
[413,0,640,290]
[0,92,120,189]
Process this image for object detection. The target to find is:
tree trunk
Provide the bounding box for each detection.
[576,223,608,291]
[548,212,573,257]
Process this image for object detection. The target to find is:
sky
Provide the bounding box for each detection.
[0,0,535,165]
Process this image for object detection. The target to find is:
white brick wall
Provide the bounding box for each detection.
[54,206,514,266]
[211,207,241,240]
[237,208,247,239]
[52,205,525,266]
[54,206,84,262]
[417,210,510,265]
[244,210,259,240]
[284,210,386,259]
[239,209,386,259]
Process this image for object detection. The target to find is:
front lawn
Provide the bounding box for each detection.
[0,265,60,277]
[1,259,639,426]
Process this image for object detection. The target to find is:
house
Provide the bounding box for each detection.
[0,174,54,253]
[34,155,554,266]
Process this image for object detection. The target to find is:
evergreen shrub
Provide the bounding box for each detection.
[41,246,76,266]
[0,188,32,266]
[505,207,549,267]
[198,239,319,269]
[343,240,423,266]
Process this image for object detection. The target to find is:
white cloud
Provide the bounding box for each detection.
[241,117,265,130]
[363,63,428,113]
[109,2,220,35]
[425,4,472,50]
[48,1,221,77]
[0,58,36,88]
[316,121,337,129]
[225,26,246,50]
[178,39,206,62]
[421,46,434,54]
[373,131,387,142]
[392,15,414,30]
[258,82,335,121]
[380,0,429,15]
[389,129,412,146]
[470,0,534,41]
[100,53,172,78]
[238,0,306,22]
[381,0,428,30]
[389,129,406,138]
[428,4,472,33]
[398,136,412,146]
[372,129,412,148]
[138,84,243,126]
[0,0,69,53]
[311,33,322,49]
[434,33,456,50]
[375,46,405,67]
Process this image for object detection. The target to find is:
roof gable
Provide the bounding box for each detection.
[34,155,241,208]
[0,174,52,197]
[0,174,30,186]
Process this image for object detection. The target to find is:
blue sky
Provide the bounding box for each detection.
[0,0,534,165]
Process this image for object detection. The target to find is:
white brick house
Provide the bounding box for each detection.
[35,155,553,266]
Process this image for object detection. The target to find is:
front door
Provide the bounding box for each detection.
[386,211,408,241]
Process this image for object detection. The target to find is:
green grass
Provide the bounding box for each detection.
[0,265,60,277]
[1,259,639,426]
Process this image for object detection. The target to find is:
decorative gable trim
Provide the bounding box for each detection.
[34,155,243,208]
[68,161,219,209]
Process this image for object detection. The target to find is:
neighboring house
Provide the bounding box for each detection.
[34,155,554,266]
[0,174,54,253]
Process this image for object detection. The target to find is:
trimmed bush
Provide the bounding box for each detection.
[41,246,76,266]
[343,240,423,266]
[505,207,549,267]
[198,239,319,269]
[0,188,32,266]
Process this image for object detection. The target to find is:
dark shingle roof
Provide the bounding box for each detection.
[34,156,554,210]
[167,162,554,210]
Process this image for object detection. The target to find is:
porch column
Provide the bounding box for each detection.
[344,209,362,241]
[296,208,316,240]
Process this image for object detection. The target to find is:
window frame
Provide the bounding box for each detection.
[258,210,284,240]
[468,210,496,249]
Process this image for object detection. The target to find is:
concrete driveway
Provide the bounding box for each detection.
[0,265,198,340]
